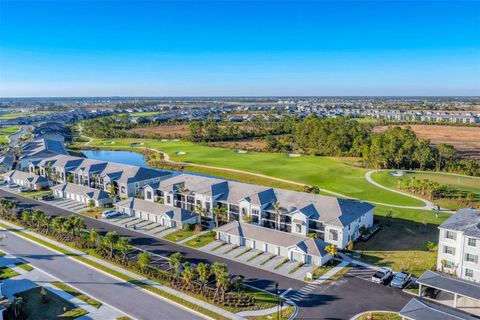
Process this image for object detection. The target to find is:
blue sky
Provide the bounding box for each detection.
[0,0,479,97]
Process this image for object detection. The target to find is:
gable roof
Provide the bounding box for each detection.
[400,298,478,320]
[51,182,110,201]
[20,138,67,159]
[115,197,197,223]
[417,270,480,301]
[217,221,329,257]
[3,170,48,183]
[439,208,480,239]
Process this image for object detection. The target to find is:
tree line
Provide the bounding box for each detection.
[264,116,479,176]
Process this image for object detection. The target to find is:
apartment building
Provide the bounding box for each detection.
[437,208,480,283]
[29,154,171,199]
[143,173,374,249]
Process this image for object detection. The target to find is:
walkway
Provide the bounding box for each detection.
[365,170,435,209]
[0,219,240,320]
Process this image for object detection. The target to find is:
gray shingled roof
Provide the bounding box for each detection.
[115,197,197,223]
[217,221,328,256]
[51,182,110,200]
[440,208,480,239]
[400,298,478,320]
[20,138,67,159]
[0,154,15,170]
[417,270,480,301]
[3,170,48,183]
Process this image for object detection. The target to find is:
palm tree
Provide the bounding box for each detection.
[103,231,120,259]
[116,237,131,262]
[182,262,197,290]
[11,297,23,318]
[52,216,67,237]
[168,252,184,277]
[68,215,86,238]
[213,206,227,228]
[196,263,211,293]
[271,200,282,230]
[211,262,227,279]
[216,271,230,302]
[32,210,45,230]
[137,251,151,272]
[21,211,32,227]
[195,205,208,220]
[88,229,100,248]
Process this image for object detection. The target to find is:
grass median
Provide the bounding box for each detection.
[0,222,230,320]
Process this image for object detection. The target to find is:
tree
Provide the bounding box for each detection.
[88,199,95,208]
[213,206,227,228]
[103,231,120,259]
[169,252,184,277]
[40,287,48,303]
[211,262,228,279]
[137,252,152,272]
[11,297,23,317]
[89,229,100,248]
[271,200,282,230]
[347,240,354,251]
[426,241,436,252]
[69,215,86,238]
[116,237,132,262]
[324,244,337,265]
[216,271,230,302]
[196,263,211,293]
[182,262,197,289]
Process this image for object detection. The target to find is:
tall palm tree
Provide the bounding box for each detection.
[182,262,197,290]
[116,237,131,262]
[103,231,120,259]
[52,216,67,237]
[89,229,100,248]
[196,263,211,293]
[68,215,86,238]
[211,262,227,279]
[168,252,184,277]
[21,211,32,227]
[216,271,230,302]
[271,200,282,230]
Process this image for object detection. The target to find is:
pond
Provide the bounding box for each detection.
[81,150,149,168]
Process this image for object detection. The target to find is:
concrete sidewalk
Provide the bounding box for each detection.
[0,219,245,320]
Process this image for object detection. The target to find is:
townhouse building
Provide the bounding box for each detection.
[28,154,171,201]
[142,173,374,249]
[437,208,480,283]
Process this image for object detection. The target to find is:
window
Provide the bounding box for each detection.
[329,229,338,241]
[135,183,139,188]
[166,196,171,204]
[252,209,259,216]
[120,186,126,193]
[146,191,152,199]
[444,230,457,240]
[465,268,474,278]
[445,260,455,269]
[295,224,301,233]
[468,238,477,247]
[465,253,478,263]
[443,245,456,255]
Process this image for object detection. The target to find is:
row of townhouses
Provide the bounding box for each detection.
[3,153,375,267]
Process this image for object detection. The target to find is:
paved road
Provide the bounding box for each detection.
[8,125,31,147]
[0,189,412,319]
[0,226,203,320]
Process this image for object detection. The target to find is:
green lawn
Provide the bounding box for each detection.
[355,205,450,276]
[0,111,50,120]
[162,229,197,242]
[18,189,51,199]
[0,125,19,143]
[353,311,401,320]
[371,170,480,210]
[184,231,216,248]
[83,138,424,206]
[0,266,19,279]
[14,286,88,319]
[15,262,33,271]
[51,281,102,309]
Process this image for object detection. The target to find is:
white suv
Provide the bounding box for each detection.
[371,267,393,284]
